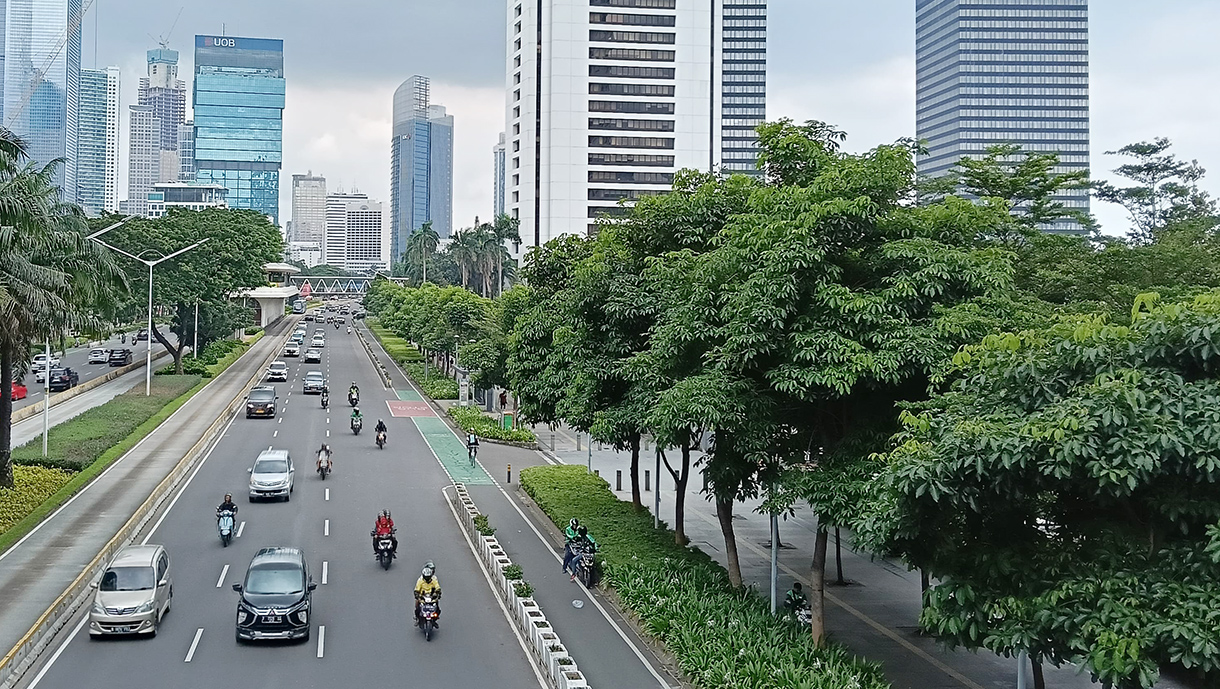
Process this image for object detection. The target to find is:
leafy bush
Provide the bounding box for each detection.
[473,513,497,537]
[503,564,523,580]
[447,405,536,443]
[367,321,425,364]
[403,363,459,400]
[519,465,889,689]
[514,580,535,598]
[0,466,75,533]
[244,326,264,336]
[156,338,249,378]
[12,376,201,471]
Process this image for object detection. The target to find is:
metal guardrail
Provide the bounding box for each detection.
[0,324,293,688]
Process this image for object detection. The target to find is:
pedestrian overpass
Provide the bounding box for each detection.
[290,275,413,299]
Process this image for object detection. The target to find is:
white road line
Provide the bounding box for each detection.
[273,430,278,437]
[316,625,326,658]
[326,430,330,438]
[26,615,87,688]
[326,417,330,424]
[322,561,329,584]
[215,564,229,588]
[268,444,273,450]
[184,628,204,662]
[236,521,246,538]
[325,488,330,501]
[278,417,283,423]
[324,519,330,536]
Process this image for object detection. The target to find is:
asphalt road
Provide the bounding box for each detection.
[20,325,543,689]
[14,334,172,412]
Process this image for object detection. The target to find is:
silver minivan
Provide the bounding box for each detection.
[89,545,173,637]
[248,449,295,501]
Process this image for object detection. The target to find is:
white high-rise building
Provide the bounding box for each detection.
[493,132,507,218]
[325,191,387,273]
[505,0,766,249]
[77,66,120,216]
[126,104,161,217]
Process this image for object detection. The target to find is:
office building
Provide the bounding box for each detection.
[126,104,161,217]
[193,35,286,223]
[178,121,196,181]
[493,132,507,218]
[291,172,327,244]
[390,75,454,264]
[77,66,120,215]
[139,48,187,182]
[325,190,386,273]
[146,182,228,218]
[916,0,1090,233]
[2,0,85,194]
[505,0,765,248]
[719,1,767,174]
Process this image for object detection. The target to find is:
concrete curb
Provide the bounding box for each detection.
[0,324,293,689]
[11,351,171,425]
[445,483,590,689]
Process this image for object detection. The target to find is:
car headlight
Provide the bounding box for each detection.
[92,600,105,614]
[237,611,249,624]
[294,609,308,625]
[135,600,155,614]
[247,403,254,409]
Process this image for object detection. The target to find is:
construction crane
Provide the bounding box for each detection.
[6,0,95,128]
[147,7,184,51]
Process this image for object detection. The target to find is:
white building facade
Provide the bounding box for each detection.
[145,182,228,218]
[126,104,161,217]
[324,191,387,273]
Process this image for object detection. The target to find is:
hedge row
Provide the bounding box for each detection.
[363,321,455,398]
[519,465,889,689]
[447,405,536,443]
[156,337,251,378]
[402,363,459,400]
[0,466,75,534]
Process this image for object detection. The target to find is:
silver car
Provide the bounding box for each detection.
[248,449,295,501]
[266,361,289,382]
[89,545,173,637]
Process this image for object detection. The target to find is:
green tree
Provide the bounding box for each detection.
[1094,138,1218,242]
[491,213,521,297]
[868,294,1220,689]
[396,222,440,284]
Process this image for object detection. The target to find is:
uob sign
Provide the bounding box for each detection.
[206,37,237,48]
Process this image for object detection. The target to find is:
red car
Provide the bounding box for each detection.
[11,382,27,400]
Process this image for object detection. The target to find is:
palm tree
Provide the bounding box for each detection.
[403,222,439,285]
[448,227,481,290]
[0,135,127,487]
[491,214,521,297]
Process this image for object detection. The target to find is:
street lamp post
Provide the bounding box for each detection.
[87,222,209,395]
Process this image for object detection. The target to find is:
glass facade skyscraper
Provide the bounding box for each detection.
[719,0,767,175]
[2,0,84,194]
[390,75,454,262]
[192,35,285,224]
[77,66,119,216]
[916,0,1090,234]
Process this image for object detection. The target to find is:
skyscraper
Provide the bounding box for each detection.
[493,132,507,218]
[325,190,386,273]
[324,190,366,268]
[2,0,85,194]
[126,104,160,217]
[506,0,764,248]
[390,75,454,264]
[77,66,120,215]
[916,0,1090,233]
[177,121,196,182]
[718,1,767,175]
[139,48,186,182]
[291,172,327,266]
[193,35,286,223]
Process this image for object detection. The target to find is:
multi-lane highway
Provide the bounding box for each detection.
[20,322,542,689]
[14,334,172,412]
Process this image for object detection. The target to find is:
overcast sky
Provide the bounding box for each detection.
[85,0,1220,236]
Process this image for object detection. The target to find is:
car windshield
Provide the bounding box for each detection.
[244,565,303,595]
[254,458,289,474]
[250,390,274,402]
[306,373,323,381]
[270,364,286,371]
[100,566,155,591]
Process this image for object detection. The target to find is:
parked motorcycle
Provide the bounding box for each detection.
[351,417,362,435]
[417,594,440,641]
[217,510,236,547]
[373,530,396,570]
[376,430,386,449]
[573,542,597,588]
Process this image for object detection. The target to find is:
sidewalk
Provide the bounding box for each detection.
[541,433,1114,689]
[0,319,291,659]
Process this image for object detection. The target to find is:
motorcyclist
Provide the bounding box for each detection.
[348,382,359,403]
[565,525,597,581]
[321,384,330,405]
[562,518,580,573]
[216,493,238,517]
[350,406,363,427]
[371,510,397,557]
[784,581,809,617]
[316,444,333,473]
[375,418,388,437]
[414,561,442,627]
[347,326,352,334]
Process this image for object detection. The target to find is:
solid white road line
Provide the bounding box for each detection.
[324,519,330,537]
[26,616,87,688]
[215,564,229,588]
[325,488,330,501]
[322,561,329,584]
[316,625,325,658]
[236,521,246,538]
[184,628,204,662]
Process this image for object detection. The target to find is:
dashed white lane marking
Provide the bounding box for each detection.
[273,430,278,438]
[278,417,283,423]
[185,628,204,662]
[268,444,273,450]
[322,561,329,584]
[316,625,326,658]
[215,564,229,588]
[326,430,330,438]
[236,521,246,538]
[324,519,330,537]
[326,417,330,424]
[325,488,330,501]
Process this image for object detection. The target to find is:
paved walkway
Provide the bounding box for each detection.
[0,321,293,658]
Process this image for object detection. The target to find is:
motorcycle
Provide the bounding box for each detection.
[320,392,329,409]
[417,594,440,641]
[348,391,359,407]
[372,530,396,570]
[351,417,362,435]
[794,606,813,626]
[573,542,597,588]
[217,510,235,547]
[317,452,332,480]
[376,430,386,449]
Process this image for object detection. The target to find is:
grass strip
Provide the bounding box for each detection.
[519,465,890,689]
[365,319,459,400]
[0,337,258,554]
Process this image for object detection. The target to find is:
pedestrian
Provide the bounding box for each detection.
[499,390,508,410]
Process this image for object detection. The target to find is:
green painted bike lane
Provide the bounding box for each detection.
[401,390,494,485]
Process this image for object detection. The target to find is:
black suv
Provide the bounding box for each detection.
[246,386,278,418]
[108,349,133,367]
[47,368,80,392]
[136,328,149,342]
[233,548,315,642]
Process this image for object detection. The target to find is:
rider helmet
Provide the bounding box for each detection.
[224,493,232,501]
[422,564,435,581]
[569,518,579,530]
[577,525,588,538]
[353,407,361,415]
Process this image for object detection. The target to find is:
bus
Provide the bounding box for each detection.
[292,299,306,314]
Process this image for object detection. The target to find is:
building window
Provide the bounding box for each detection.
[590,0,676,7]
[588,152,675,167]
[589,30,675,44]
[513,106,520,118]
[589,13,677,27]
[513,140,521,152]
[513,123,520,135]
[512,174,519,185]
[515,4,521,16]
[515,21,522,34]
[515,72,521,84]
[515,55,521,68]
[588,205,634,218]
[589,83,675,97]
[590,170,675,184]
[512,191,519,202]
[588,136,675,149]
[588,188,667,201]
[589,47,675,62]
[589,64,675,79]
[589,117,675,132]
[515,38,522,51]
[589,100,675,114]
[513,157,520,169]
[514,89,521,101]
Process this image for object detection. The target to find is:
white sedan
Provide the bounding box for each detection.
[88,348,109,364]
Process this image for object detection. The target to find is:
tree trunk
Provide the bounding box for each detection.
[629,434,642,512]
[497,252,503,297]
[715,496,743,589]
[834,527,845,585]
[810,528,829,646]
[661,442,692,546]
[151,316,182,375]
[1032,658,1045,689]
[0,343,14,488]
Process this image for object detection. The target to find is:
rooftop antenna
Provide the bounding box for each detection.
[147,6,184,50]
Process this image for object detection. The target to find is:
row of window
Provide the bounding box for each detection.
[723,73,766,82]
[589,117,675,132]
[590,82,675,96]
[590,12,676,27]
[589,135,675,149]
[589,152,674,167]
[590,47,675,62]
[588,188,668,201]
[590,100,675,114]
[590,64,675,79]
[723,19,766,27]
[590,170,675,184]
[723,41,766,49]
[724,85,766,94]
[590,0,675,7]
[590,30,675,44]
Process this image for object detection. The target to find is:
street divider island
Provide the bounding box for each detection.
[519,465,890,689]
